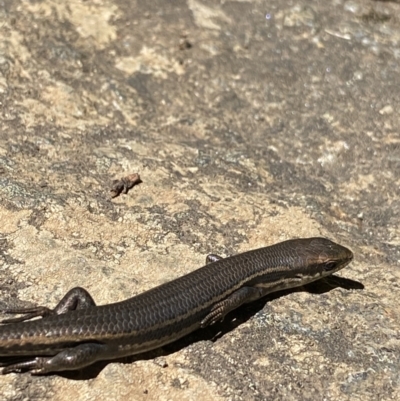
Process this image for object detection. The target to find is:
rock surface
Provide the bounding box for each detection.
[0,0,399,400]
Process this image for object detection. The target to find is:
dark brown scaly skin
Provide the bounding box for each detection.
[0,237,353,374]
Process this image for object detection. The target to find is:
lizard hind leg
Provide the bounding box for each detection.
[1,343,109,375]
[1,287,97,324]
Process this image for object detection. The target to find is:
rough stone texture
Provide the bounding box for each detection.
[0,0,399,400]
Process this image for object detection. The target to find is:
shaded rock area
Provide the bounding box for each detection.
[0,0,399,400]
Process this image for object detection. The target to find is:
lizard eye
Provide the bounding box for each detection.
[324,261,337,271]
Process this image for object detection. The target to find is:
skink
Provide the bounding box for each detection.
[0,237,353,375]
